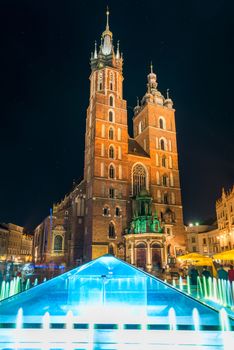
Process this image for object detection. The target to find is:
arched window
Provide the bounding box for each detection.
[109,146,115,159]
[160,139,165,150]
[98,71,103,91]
[132,164,147,196]
[110,72,114,91]
[163,193,168,204]
[54,235,63,251]
[109,127,114,140]
[109,222,115,238]
[159,117,166,130]
[115,207,121,216]
[162,156,166,167]
[162,175,168,187]
[103,206,109,216]
[109,110,114,122]
[109,95,114,106]
[109,165,115,179]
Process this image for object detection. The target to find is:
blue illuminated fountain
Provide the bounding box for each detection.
[0,255,233,349]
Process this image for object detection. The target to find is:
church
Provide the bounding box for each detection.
[33,10,185,272]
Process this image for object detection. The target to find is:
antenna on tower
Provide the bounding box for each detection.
[150,61,153,73]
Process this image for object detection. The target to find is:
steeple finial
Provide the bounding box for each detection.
[166,88,170,99]
[150,61,153,74]
[106,6,110,30]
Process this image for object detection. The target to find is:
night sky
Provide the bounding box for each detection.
[1,0,234,231]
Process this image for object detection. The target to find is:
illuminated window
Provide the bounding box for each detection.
[159,117,166,129]
[109,222,115,238]
[160,139,165,150]
[103,206,109,216]
[132,164,147,196]
[163,193,168,204]
[109,110,114,122]
[109,127,114,140]
[109,146,115,159]
[54,235,63,251]
[115,207,121,216]
[98,71,103,91]
[109,165,115,178]
[109,188,115,198]
[110,72,114,91]
[109,95,114,106]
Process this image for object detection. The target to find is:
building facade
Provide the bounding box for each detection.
[33,10,186,271]
[0,223,33,263]
[186,186,234,256]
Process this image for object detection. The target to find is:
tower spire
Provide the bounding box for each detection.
[106,6,110,30]
[150,61,153,74]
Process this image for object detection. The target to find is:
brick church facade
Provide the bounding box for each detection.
[33,10,185,271]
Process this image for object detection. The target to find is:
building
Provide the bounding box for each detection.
[0,223,33,263]
[33,10,186,271]
[185,186,234,256]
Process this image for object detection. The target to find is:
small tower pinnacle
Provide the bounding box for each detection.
[166,88,170,99]
[150,61,153,74]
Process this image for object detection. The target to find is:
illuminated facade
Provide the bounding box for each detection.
[33,10,185,270]
[185,186,234,256]
[0,223,32,262]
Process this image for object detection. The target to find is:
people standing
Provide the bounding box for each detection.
[189,266,199,285]
[228,265,234,283]
[201,266,211,279]
[217,265,228,280]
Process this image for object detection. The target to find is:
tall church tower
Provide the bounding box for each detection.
[132,64,185,254]
[83,9,129,260]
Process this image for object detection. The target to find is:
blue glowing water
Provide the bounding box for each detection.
[0,255,231,329]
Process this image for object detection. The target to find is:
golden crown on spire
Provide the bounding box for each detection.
[102,6,113,38]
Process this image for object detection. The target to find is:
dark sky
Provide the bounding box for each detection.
[1,0,234,230]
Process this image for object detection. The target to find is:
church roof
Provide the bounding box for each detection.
[128,138,150,158]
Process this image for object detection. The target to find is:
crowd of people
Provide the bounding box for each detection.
[187,264,234,285]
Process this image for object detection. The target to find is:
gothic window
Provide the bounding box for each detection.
[109,165,115,179]
[162,175,168,187]
[109,127,114,140]
[160,139,165,150]
[109,146,115,159]
[54,235,63,251]
[159,117,166,129]
[109,95,114,106]
[162,156,166,167]
[109,222,115,239]
[109,110,114,122]
[132,163,147,196]
[109,188,115,198]
[98,71,103,91]
[103,206,110,216]
[163,193,168,204]
[110,72,114,91]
